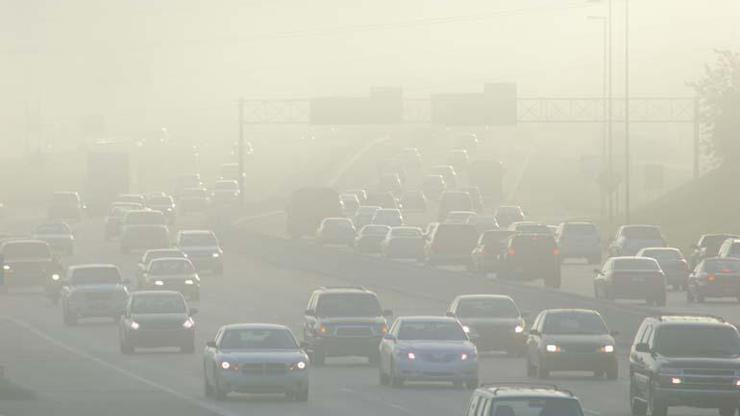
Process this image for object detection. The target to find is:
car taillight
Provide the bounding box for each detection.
[707,274,717,282]
[508,248,516,256]
[552,248,560,256]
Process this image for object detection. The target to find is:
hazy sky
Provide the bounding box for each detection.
[2,0,739,146]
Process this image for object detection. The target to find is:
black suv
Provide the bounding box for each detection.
[303,287,392,365]
[629,314,740,416]
[465,384,585,416]
[498,233,561,288]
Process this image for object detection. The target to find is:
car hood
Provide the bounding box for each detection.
[396,340,476,353]
[658,356,740,370]
[69,284,126,293]
[459,317,522,327]
[216,350,306,364]
[131,312,189,322]
[541,334,615,346]
[181,246,220,253]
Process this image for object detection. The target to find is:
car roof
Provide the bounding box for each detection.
[621,224,659,229]
[131,290,183,298]
[149,257,191,264]
[649,314,729,326]
[1,239,48,246]
[541,308,600,316]
[221,323,291,331]
[68,264,118,271]
[455,294,514,302]
[639,247,680,253]
[178,229,215,235]
[314,286,373,294]
[478,385,576,399]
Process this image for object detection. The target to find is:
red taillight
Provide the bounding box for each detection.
[720,268,732,273]
[508,248,516,256]
[707,274,717,282]
[552,248,560,256]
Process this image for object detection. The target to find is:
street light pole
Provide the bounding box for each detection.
[607,0,614,223]
[624,0,631,223]
[238,98,246,207]
[588,15,608,219]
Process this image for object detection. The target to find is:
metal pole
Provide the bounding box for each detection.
[607,0,614,223]
[624,0,631,224]
[600,17,608,219]
[693,95,700,179]
[238,98,246,207]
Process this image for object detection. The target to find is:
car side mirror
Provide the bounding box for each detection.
[445,311,456,318]
[383,334,397,342]
[299,341,309,350]
[190,307,198,315]
[593,268,602,274]
[382,310,393,319]
[529,329,540,336]
[206,340,217,349]
[634,342,650,353]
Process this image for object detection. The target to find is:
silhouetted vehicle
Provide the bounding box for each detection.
[175,230,223,275]
[316,217,356,246]
[430,165,458,189]
[636,247,689,290]
[119,290,196,354]
[32,222,74,255]
[717,238,740,259]
[353,205,381,229]
[211,180,240,206]
[286,188,342,238]
[593,256,666,306]
[608,225,666,257]
[526,309,617,379]
[447,295,526,354]
[629,315,740,416]
[465,384,585,416]
[399,190,427,213]
[468,160,504,203]
[344,188,367,204]
[689,233,739,270]
[115,193,146,206]
[381,227,425,260]
[141,257,200,300]
[372,208,404,227]
[379,173,403,196]
[146,194,176,223]
[303,287,391,365]
[470,230,514,273]
[355,225,390,254]
[438,191,473,221]
[120,224,170,254]
[0,239,62,290]
[48,191,84,221]
[447,149,469,172]
[136,248,188,285]
[61,264,128,325]
[555,221,602,265]
[219,163,245,182]
[494,205,525,228]
[498,233,561,288]
[459,186,484,212]
[425,223,479,266]
[340,193,360,216]
[104,202,143,241]
[422,174,447,200]
[687,257,740,303]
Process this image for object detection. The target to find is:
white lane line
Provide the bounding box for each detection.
[339,387,414,415]
[5,317,239,416]
[584,409,601,416]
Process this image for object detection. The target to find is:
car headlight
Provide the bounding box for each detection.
[514,325,524,334]
[3,264,10,271]
[212,252,220,258]
[153,280,164,286]
[461,352,473,361]
[184,279,194,285]
[545,344,561,353]
[51,274,61,281]
[462,325,471,334]
[182,319,194,329]
[290,361,307,371]
[601,345,615,353]
[130,321,140,330]
[670,377,683,385]
[220,361,231,370]
[406,352,416,360]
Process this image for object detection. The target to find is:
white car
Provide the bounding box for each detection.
[378,316,478,388]
[316,217,356,246]
[444,211,477,224]
[175,230,223,275]
[61,264,129,325]
[141,257,200,300]
[372,209,403,227]
[381,227,425,260]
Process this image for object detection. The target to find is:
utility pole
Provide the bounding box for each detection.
[238,98,246,207]
[693,95,700,179]
[607,0,614,223]
[588,15,608,219]
[624,0,631,224]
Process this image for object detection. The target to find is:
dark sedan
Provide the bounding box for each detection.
[687,257,740,303]
[119,291,196,354]
[594,256,666,306]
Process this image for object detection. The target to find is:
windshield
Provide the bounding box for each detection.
[131,295,187,314]
[622,226,662,239]
[642,249,683,261]
[149,260,194,275]
[562,223,598,235]
[516,224,551,234]
[613,258,660,271]
[543,312,608,335]
[71,267,121,285]
[654,326,740,357]
[179,233,217,246]
[35,223,70,234]
[145,250,186,264]
[391,228,422,238]
[456,298,519,319]
[125,212,165,225]
[704,259,740,273]
[397,321,467,341]
[2,242,51,259]
[490,398,583,416]
[220,328,298,350]
[316,293,382,318]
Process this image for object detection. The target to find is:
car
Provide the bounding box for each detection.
[145,194,176,223]
[466,214,500,234]
[286,187,342,238]
[447,295,526,355]
[593,256,667,306]
[448,149,470,172]
[498,233,562,288]
[175,230,223,275]
[211,180,240,206]
[340,193,361,216]
[203,324,310,401]
[445,210,478,224]
[430,165,458,189]
[459,186,483,212]
[121,209,167,232]
[179,188,210,213]
[353,206,381,229]
[219,163,245,182]
[136,248,187,284]
[425,223,479,266]
[465,384,585,416]
[555,221,602,264]
[507,221,551,234]
[316,217,356,246]
[608,224,666,257]
[494,205,525,229]
[378,316,478,388]
[119,290,196,354]
[399,190,427,213]
[526,309,618,379]
[115,193,146,206]
[365,191,399,210]
[381,226,425,260]
[120,224,170,254]
[372,208,404,227]
[61,264,129,325]
[454,133,479,152]
[717,238,740,259]
[438,191,474,221]
[0,239,62,290]
[628,314,740,416]
[141,257,200,300]
[354,225,390,254]
[48,191,84,221]
[636,247,690,290]
[104,202,145,240]
[303,287,392,365]
[422,174,447,200]
[344,189,367,204]
[32,222,74,255]
[689,233,740,270]
[470,230,515,273]
[687,257,740,303]
[379,173,403,196]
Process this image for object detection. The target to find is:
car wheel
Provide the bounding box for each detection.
[465,379,479,389]
[648,384,668,416]
[630,380,647,416]
[606,364,618,380]
[526,356,536,377]
[203,365,213,397]
[213,371,227,401]
[718,407,737,416]
[390,361,404,388]
[293,386,309,402]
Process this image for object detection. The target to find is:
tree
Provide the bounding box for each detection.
[693,50,740,168]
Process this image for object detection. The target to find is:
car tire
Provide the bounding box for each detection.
[606,364,618,380]
[630,381,647,416]
[526,356,536,377]
[293,386,309,402]
[536,357,549,379]
[390,361,404,388]
[718,407,737,416]
[379,365,389,386]
[648,384,668,416]
[465,379,479,390]
[213,371,227,401]
[203,365,213,397]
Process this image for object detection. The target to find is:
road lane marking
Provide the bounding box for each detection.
[5,317,240,416]
[339,387,414,415]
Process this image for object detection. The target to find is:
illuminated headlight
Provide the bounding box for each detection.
[130,321,140,330]
[184,279,194,285]
[153,280,164,286]
[671,377,682,385]
[461,353,470,361]
[462,326,471,334]
[735,379,740,387]
[211,252,220,258]
[182,319,194,329]
[601,345,615,353]
[220,361,231,370]
[51,274,61,281]
[406,352,416,360]
[3,264,10,271]
[514,325,524,334]
[546,344,561,353]
[290,361,307,371]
